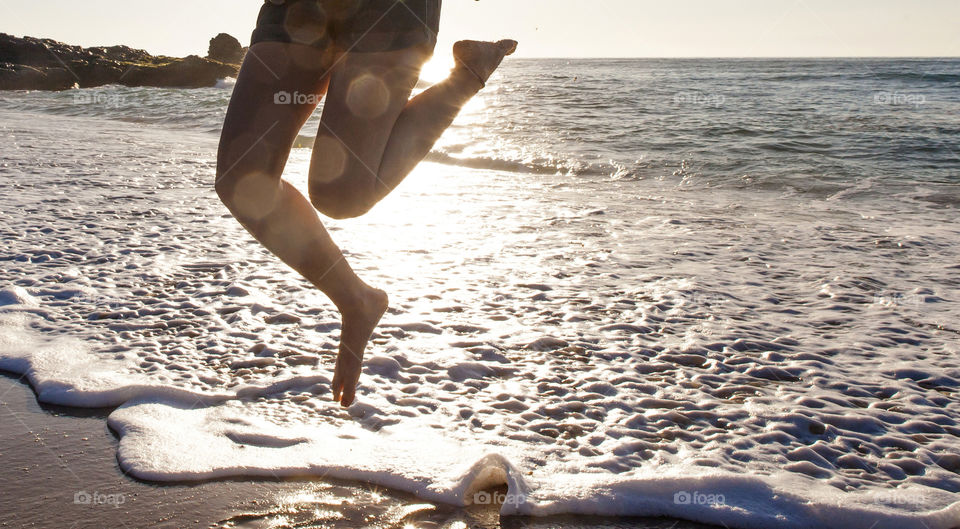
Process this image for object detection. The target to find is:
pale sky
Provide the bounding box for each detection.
[1,0,958,59]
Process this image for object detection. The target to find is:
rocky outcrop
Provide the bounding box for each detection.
[208,33,246,65]
[0,33,242,91]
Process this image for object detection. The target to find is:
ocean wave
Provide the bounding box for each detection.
[0,84,230,131]
[423,151,622,177]
[758,71,960,84]
[291,134,638,179]
[215,77,237,89]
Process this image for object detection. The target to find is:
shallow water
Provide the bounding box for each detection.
[1,376,715,529]
[1,58,959,529]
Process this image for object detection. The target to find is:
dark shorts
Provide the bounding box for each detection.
[250,0,441,53]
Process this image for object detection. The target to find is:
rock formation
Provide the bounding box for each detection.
[0,33,243,91]
[207,33,246,65]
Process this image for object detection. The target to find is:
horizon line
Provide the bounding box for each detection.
[509,56,960,60]
[4,33,958,61]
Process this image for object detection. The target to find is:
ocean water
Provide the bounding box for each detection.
[0,59,959,529]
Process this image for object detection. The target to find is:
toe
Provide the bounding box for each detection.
[340,378,358,407]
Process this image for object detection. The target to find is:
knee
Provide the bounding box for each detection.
[214,166,246,211]
[308,184,375,220]
[215,146,243,206]
[214,169,234,205]
[215,165,282,220]
[216,133,283,211]
[309,194,374,220]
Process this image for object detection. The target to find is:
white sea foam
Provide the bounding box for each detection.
[215,77,237,89]
[1,93,959,529]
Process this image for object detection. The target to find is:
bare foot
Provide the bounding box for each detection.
[331,286,388,407]
[453,39,518,87]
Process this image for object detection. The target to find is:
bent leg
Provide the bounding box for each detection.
[309,40,517,219]
[377,40,520,198]
[307,46,427,219]
[216,42,386,406]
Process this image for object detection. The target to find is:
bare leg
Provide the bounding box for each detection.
[309,39,518,219]
[377,40,519,195]
[305,40,516,404]
[216,43,387,407]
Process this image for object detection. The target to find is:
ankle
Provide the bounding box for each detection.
[337,285,386,317]
[451,64,485,92]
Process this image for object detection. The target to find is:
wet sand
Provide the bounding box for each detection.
[0,374,717,529]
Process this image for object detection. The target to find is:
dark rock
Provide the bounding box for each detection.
[87,45,154,64]
[119,55,238,89]
[0,33,240,91]
[0,62,75,90]
[208,33,245,65]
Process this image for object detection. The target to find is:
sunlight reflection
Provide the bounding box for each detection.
[347,73,391,119]
[367,486,385,504]
[418,53,488,118]
[275,146,544,350]
[419,54,455,84]
[278,489,329,507]
[268,515,291,528]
